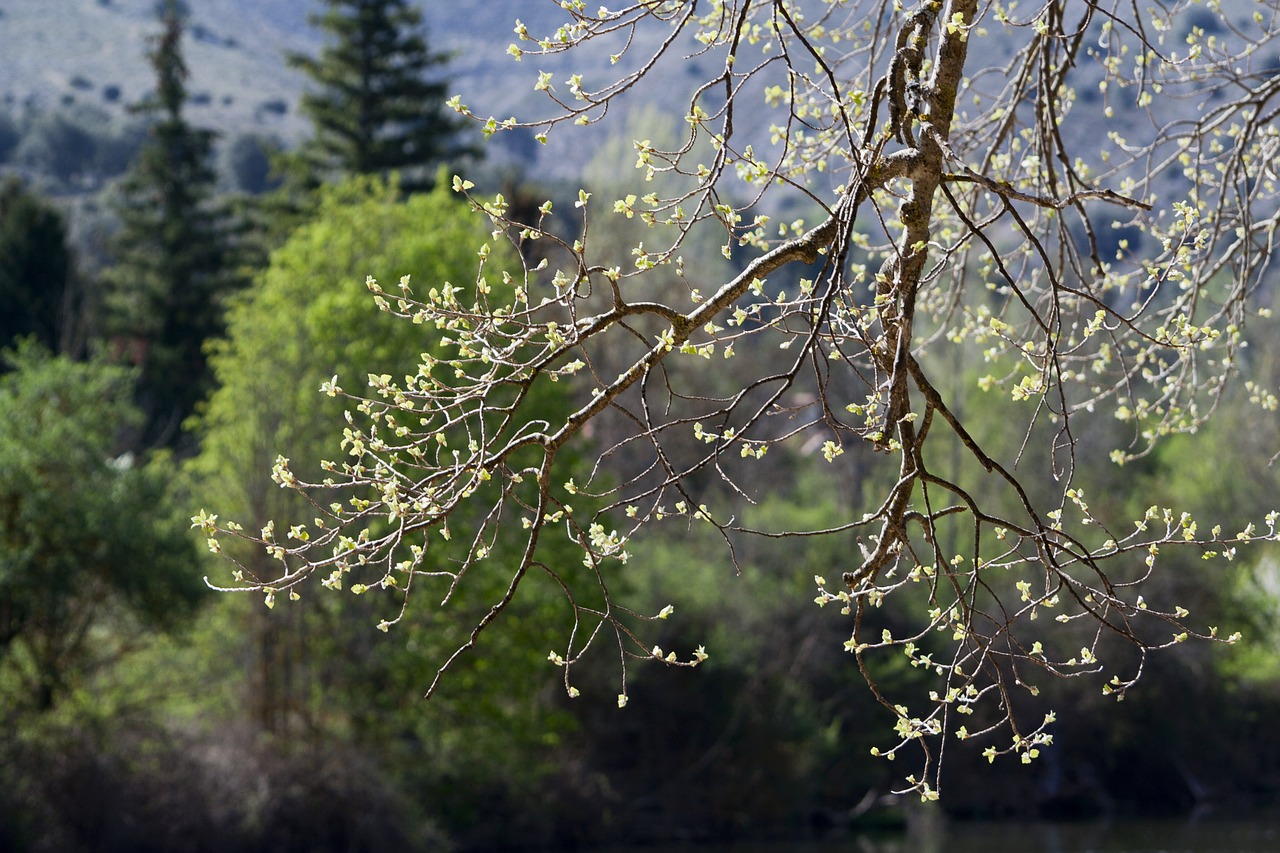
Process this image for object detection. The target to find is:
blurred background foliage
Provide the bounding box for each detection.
[2,2,1280,851]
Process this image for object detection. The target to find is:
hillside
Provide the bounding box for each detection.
[0,0,314,140]
[0,1,1268,190]
[0,0,682,175]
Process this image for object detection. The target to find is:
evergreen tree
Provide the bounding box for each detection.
[105,0,240,449]
[287,0,471,190]
[0,178,80,356]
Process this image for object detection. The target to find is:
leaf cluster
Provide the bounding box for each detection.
[0,343,202,712]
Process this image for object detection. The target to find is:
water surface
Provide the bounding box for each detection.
[597,814,1280,853]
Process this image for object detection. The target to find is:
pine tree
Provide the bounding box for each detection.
[287,0,471,190]
[105,0,240,449]
[0,178,81,356]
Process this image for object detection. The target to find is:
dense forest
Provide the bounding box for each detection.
[3,1,1280,851]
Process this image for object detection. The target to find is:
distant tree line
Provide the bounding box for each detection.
[2,5,488,849]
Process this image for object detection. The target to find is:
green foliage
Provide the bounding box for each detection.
[189,175,580,832]
[0,342,203,713]
[193,176,509,505]
[1130,357,1280,680]
[287,0,472,191]
[0,179,78,354]
[613,464,914,814]
[103,0,242,449]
